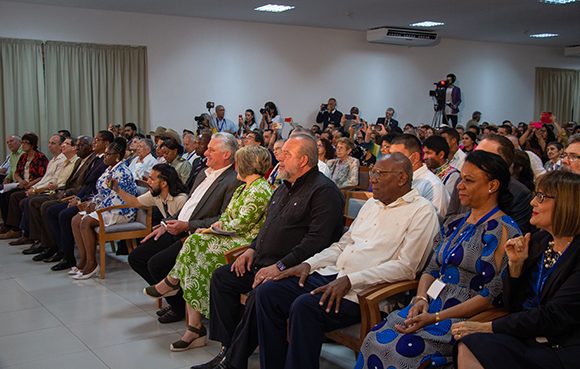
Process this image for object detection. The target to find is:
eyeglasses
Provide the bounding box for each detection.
[369,169,402,179]
[532,191,555,203]
[560,152,579,161]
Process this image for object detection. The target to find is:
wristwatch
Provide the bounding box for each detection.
[275,260,287,272]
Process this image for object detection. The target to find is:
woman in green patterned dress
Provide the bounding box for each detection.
[144,145,273,352]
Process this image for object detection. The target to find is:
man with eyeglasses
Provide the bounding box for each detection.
[562,134,580,174]
[253,153,439,369]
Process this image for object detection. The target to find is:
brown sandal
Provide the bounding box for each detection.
[143,277,180,299]
[170,324,207,352]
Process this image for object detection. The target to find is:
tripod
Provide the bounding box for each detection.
[431,108,444,129]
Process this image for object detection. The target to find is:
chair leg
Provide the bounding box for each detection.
[157,299,162,309]
[127,238,137,253]
[99,241,106,279]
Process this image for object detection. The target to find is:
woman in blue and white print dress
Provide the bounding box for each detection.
[71,138,137,279]
[356,151,521,369]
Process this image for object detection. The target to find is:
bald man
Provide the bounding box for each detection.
[255,153,440,369]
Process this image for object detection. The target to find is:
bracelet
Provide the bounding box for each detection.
[435,311,441,322]
[411,296,429,305]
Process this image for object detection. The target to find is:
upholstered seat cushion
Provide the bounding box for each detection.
[95,222,147,234]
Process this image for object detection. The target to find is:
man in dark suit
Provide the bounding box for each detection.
[128,132,241,323]
[384,107,399,131]
[25,131,112,263]
[316,98,343,131]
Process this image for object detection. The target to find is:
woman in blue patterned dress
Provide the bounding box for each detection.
[356,151,522,369]
[71,138,137,279]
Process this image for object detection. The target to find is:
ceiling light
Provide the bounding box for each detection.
[410,21,445,27]
[541,0,576,4]
[255,4,295,13]
[529,33,559,38]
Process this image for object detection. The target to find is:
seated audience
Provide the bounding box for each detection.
[70,137,137,279]
[181,133,199,164]
[267,140,285,188]
[466,111,481,130]
[128,132,241,324]
[241,131,264,147]
[327,138,359,188]
[461,131,478,153]
[476,135,533,234]
[317,137,335,164]
[255,153,440,369]
[543,141,563,171]
[440,127,466,170]
[390,134,450,219]
[561,134,579,174]
[128,138,157,180]
[192,133,344,369]
[0,135,22,187]
[357,150,521,369]
[512,150,535,192]
[161,136,192,184]
[506,135,546,179]
[0,133,49,239]
[423,135,464,217]
[10,136,78,246]
[123,122,138,141]
[185,131,212,190]
[519,124,556,163]
[143,146,273,352]
[455,170,580,369]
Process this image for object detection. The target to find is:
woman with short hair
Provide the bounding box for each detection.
[143,145,273,352]
[454,170,580,369]
[327,137,359,188]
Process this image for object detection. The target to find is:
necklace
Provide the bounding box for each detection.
[544,241,561,268]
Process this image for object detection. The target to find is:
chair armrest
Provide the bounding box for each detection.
[469,308,508,322]
[95,204,139,214]
[61,195,76,202]
[357,280,419,334]
[224,245,250,264]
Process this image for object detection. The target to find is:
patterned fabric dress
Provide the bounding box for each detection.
[327,155,360,188]
[356,214,521,369]
[169,177,272,317]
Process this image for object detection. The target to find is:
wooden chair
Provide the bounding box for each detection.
[93,186,153,278]
[356,166,370,191]
[342,190,372,220]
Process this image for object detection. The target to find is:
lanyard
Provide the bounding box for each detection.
[217,119,226,131]
[440,206,501,269]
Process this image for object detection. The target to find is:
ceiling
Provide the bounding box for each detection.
[8,0,580,47]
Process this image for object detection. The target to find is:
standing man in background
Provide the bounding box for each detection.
[444,73,461,128]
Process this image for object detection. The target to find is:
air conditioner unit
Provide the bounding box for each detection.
[564,46,580,57]
[366,27,438,46]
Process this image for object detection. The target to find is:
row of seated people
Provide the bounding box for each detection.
[0,127,579,369]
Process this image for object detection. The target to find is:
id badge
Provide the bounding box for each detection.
[427,279,446,300]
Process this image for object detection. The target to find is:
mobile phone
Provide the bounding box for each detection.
[376,117,386,125]
[284,117,293,123]
[540,112,553,124]
[531,122,543,129]
[160,220,168,228]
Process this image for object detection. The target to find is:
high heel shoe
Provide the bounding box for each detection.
[170,324,207,352]
[72,265,99,280]
[143,277,180,299]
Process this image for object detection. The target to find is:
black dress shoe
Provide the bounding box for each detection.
[156,305,172,317]
[157,309,184,324]
[43,253,63,263]
[190,346,228,369]
[9,236,34,246]
[22,243,44,255]
[32,249,55,262]
[51,259,76,271]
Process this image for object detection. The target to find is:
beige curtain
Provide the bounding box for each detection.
[44,42,149,136]
[0,38,46,158]
[535,67,580,124]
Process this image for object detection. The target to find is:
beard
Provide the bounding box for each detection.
[150,186,161,197]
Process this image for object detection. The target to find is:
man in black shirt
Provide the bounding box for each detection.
[192,133,344,369]
[316,98,343,131]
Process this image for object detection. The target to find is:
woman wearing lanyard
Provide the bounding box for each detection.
[355,150,521,369]
[453,170,580,369]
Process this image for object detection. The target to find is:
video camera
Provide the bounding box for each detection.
[429,80,448,111]
[206,101,214,110]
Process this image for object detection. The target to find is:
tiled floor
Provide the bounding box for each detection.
[0,240,356,369]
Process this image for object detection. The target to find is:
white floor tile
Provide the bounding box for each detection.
[1,351,109,369]
[0,280,40,313]
[0,307,62,337]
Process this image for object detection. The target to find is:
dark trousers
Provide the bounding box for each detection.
[209,264,257,369]
[255,273,361,369]
[5,189,27,230]
[444,114,458,128]
[0,187,19,225]
[19,197,30,236]
[46,203,78,259]
[127,232,186,314]
[27,195,52,240]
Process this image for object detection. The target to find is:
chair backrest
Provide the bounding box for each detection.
[343,190,372,219]
[356,166,370,191]
[135,186,149,225]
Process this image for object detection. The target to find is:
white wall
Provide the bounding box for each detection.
[1,0,578,133]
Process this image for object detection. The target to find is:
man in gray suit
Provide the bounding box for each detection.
[129,132,241,323]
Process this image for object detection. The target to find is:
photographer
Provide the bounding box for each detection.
[383,107,399,130]
[213,105,237,134]
[316,98,342,130]
[238,109,258,135]
[443,73,462,128]
[259,101,282,130]
[194,113,212,135]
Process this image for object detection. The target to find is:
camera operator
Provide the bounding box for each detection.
[238,109,258,135]
[193,113,212,135]
[259,101,282,130]
[316,98,343,131]
[443,73,462,128]
[213,105,237,134]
